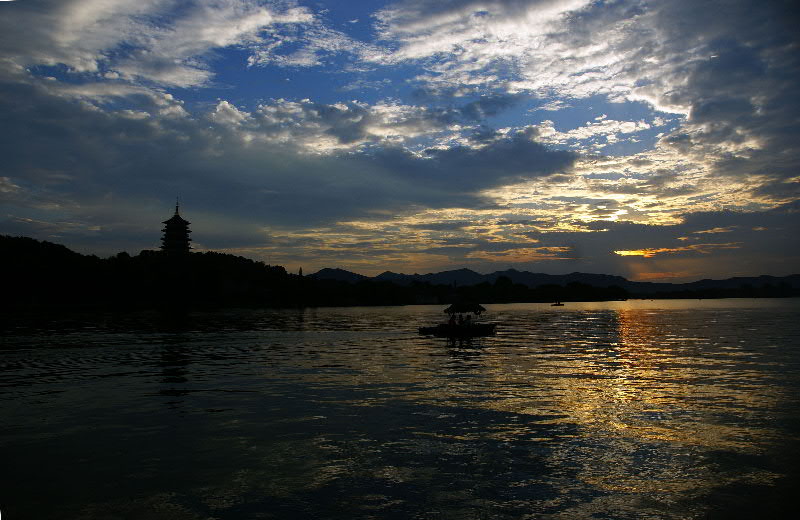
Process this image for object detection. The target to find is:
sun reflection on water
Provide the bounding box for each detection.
[1,300,799,519]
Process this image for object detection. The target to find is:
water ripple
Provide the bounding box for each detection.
[1,299,799,519]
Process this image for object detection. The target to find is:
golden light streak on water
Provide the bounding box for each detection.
[1,299,798,519]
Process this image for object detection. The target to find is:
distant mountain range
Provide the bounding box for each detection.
[309,267,800,295]
[4,233,798,313]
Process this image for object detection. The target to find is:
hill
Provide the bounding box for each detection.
[308,268,368,283]
[310,266,800,296]
[1,235,290,310]
[4,235,798,312]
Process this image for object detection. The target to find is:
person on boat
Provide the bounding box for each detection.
[448,314,456,326]
[458,314,464,325]
[465,314,472,326]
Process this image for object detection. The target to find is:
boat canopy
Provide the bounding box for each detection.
[443,302,486,315]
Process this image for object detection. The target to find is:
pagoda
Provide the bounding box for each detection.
[161,201,192,254]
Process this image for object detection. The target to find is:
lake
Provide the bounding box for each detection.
[2,299,800,519]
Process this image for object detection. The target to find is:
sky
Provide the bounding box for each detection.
[1,0,798,281]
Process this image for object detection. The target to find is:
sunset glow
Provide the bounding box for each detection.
[0,0,797,282]
[615,243,743,258]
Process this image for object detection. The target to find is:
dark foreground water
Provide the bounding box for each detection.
[2,299,800,520]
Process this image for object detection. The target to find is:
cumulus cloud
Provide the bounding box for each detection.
[535,116,653,150]
[0,77,576,254]
[205,94,529,151]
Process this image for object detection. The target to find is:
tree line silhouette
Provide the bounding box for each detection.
[1,235,796,312]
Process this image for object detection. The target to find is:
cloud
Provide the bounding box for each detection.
[247,22,383,69]
[367,129,577,192]
[0,0,313,87]
[535,116,653,150]
[0,77,577,254]
[692,227,735,235]
[210,100,250,126]
[206,93,528,151]
[1,0,798,279]
[466,246,573,263]
[408,202,800,278]
[206,98,443,151]
[368,0,800,203]
[0,0,163,73]
[614,243,742,258]
[373,0,592,62]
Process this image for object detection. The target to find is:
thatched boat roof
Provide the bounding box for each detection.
[443,302,486,315]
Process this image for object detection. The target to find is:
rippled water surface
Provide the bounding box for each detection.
[2,299,800,519]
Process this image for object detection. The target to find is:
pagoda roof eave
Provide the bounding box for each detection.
[163,216,191,225]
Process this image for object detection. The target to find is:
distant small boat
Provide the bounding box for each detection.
[419,302,497,337]
[551,301,564,306]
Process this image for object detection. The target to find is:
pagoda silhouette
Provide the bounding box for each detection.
[161,200,191,254]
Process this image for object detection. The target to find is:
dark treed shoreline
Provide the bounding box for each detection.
[3,235,799,313]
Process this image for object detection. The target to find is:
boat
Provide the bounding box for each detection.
[551,301,564,306]
[418,302,497,337]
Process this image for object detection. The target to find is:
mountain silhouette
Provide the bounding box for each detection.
[309,268,368,283]
[310,266,800,295]
[3,234,798,312]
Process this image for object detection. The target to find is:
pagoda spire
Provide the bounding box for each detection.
[161,199,192,254]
